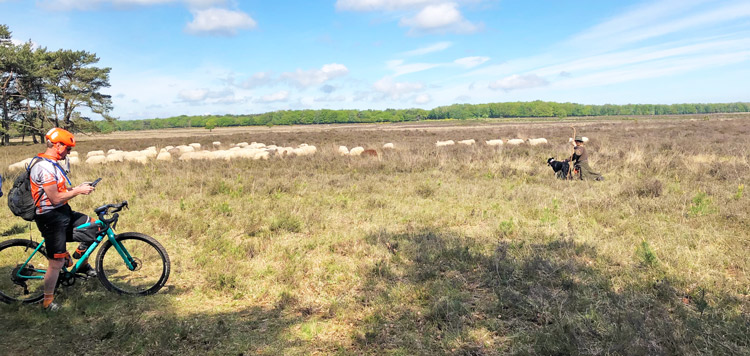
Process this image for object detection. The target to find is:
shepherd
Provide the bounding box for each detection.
[566,134,604,181]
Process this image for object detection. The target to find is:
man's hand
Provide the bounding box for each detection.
[74,184,95,195]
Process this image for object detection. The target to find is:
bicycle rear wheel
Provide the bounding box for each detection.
[95,232,170,295]
[0,239,48,304]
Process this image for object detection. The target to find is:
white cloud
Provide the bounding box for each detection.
[489,74,548,91]
[38,0,177,10]
[281,63,349,88]
[182,0,226,9]
[185,8,257,36]
[336,0,442,12]
[454,56,489,68]
[373,76,424,100]
[400,3,479,33]
[565,0,749,51]
[459,0,750,95]
[177,87,237,104]
[38,0,226,10]
[240,71,274,89]
[114,0,175,5]
[386,59,441,77]
[556,50,750,90]
[414,93,431,104]
[178,88,210,101]
[258,90,289,103]
[401,41,453,56]
[315,95,347,102]
[337,0,482,34]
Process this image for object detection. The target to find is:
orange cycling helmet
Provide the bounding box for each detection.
[45,127,76,147]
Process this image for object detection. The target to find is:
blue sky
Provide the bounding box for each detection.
[1,0,749,120]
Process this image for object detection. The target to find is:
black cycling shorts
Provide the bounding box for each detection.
[34,205,98,259]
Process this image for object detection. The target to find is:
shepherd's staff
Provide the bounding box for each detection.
[568,125,576,180]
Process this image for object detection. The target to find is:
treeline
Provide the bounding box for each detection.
[0,24,113,145]
[98,101,750,132]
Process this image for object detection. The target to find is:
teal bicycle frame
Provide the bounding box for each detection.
[14,217,136,282]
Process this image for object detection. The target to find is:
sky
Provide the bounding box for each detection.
[1,0,749,120]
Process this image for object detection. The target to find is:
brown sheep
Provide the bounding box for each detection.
[362,149,379,158]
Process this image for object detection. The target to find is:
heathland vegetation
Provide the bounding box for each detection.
[96,101,750,133]
[0,114,747,355]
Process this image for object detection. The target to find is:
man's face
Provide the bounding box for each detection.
[57,143,72,158]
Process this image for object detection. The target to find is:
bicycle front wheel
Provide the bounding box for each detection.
[95,232,170,295]
[0,239,48,304]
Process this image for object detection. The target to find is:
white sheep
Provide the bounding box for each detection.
[232,148,261,160]
[127,155,148,164]
[179,151,210,161]
[140,147,158,159]
[349,146,365,156]
[123,151,148,164]
[436,140,455,147]
[189,143,201,150]
[107,149,118,155]
[276,147,294,158]
[458,139,476,146]
[506,139,525,145]
[69,151,79,158]
[211,150,233,161]
[254,151,270,160]
[383,143,394,149]
[105,152,124,163]
[338,146,350,155]
[237,142,249,148]
[527,138,548,146]
[156,150,172,161]
[298,145,316,156]
[85,156,106,165]
[86,150,104,158]
[7,158,34,172]
[212,141,221,149]
[175,145,194,154]
[67,156,80,165]
[485,139,504,146]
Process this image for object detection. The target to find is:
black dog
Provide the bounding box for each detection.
[547,157,570,180]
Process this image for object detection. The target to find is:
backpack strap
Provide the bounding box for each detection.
[36,156,72,186]
[27,157,46,208]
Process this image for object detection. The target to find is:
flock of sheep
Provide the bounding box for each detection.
[6,136,590,172]
[434,136,587,147]
[338,143,395,156]
[6,141,317,172]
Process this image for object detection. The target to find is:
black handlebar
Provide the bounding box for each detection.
[94,200,128,226]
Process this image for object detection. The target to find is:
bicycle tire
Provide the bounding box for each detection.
[95,232,170,295]
[0,239,48,304]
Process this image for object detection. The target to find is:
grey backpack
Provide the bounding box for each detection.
[7,157,43,221]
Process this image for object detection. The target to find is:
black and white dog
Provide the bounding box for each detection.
[547,157,570,180]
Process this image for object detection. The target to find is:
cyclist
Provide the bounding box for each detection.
[30,128,98,311]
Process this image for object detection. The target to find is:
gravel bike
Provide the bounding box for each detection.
[0,200,170,304]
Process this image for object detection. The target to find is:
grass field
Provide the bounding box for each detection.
[0,114,748,355]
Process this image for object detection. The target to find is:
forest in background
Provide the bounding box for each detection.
[96,101,750,132]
